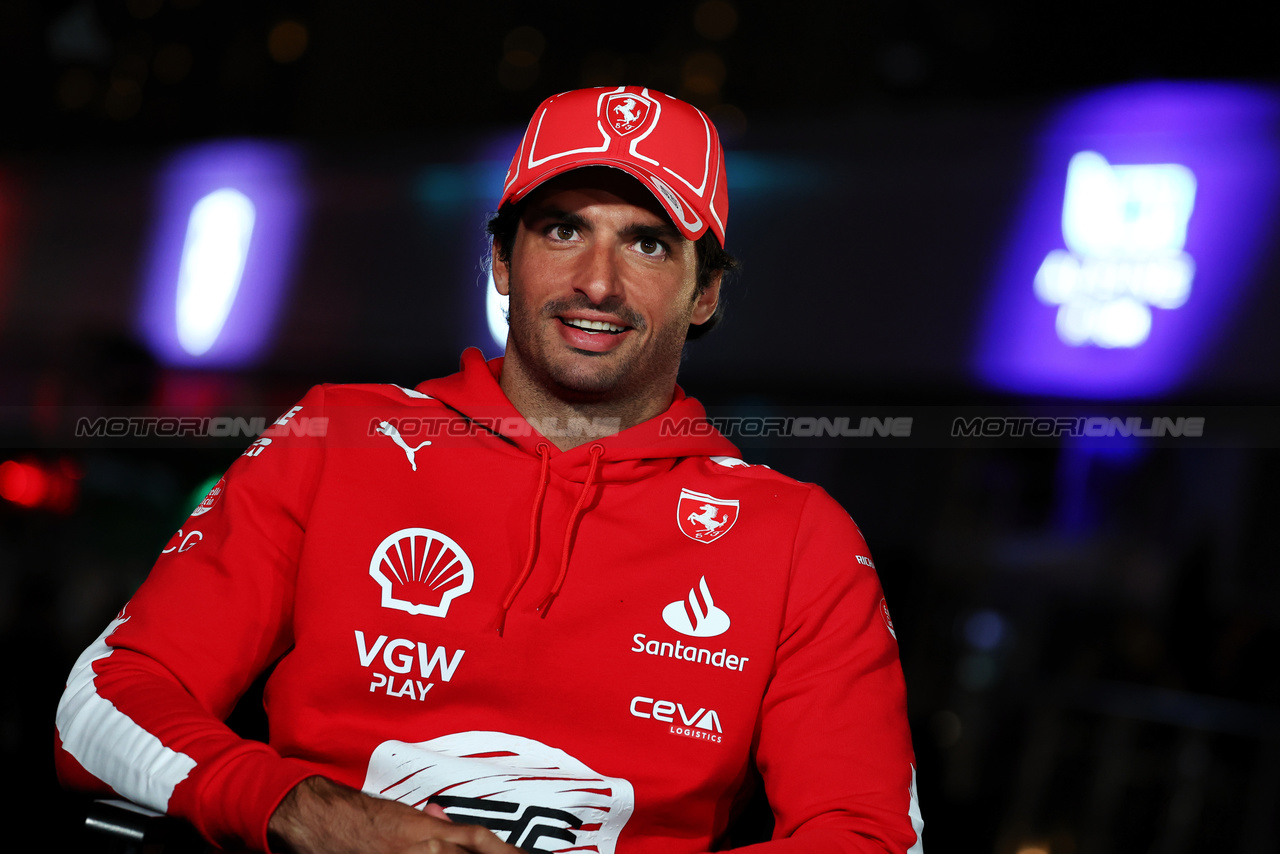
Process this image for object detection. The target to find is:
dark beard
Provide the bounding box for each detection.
[505,283,691,402]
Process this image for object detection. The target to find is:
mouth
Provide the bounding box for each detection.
[554,314,635,354]
[558,317,630,335]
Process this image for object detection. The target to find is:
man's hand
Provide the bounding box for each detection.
[268,775,524,854]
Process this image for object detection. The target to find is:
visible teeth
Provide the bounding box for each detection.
[564,318,625,333]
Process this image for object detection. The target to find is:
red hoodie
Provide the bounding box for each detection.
[56,349,923,853]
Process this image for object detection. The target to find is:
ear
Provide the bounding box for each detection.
[690,270,722,326]
[491,240,511,296]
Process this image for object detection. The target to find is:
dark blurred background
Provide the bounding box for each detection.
[3,2,1279,852]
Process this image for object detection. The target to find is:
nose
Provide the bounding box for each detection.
[573,239,624,306]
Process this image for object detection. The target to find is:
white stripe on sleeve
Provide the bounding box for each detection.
[907,764,924,853]
[55,615,198,812]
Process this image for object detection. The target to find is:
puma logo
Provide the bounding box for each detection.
[376,421,431,471]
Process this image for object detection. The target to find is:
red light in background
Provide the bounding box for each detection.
[0,458,80,513]
[0,460,46,507]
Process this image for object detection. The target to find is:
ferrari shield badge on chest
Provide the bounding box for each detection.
[605,92,654,136]
[677,488,739,544]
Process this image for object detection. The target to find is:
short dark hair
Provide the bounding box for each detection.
[485,199,737,340]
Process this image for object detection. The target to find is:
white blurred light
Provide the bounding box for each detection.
[175,188,256,356]
[1033,249,1079,305]
[1055,297,1153,349]
[1141,256,1195,308]
[1062,151,1196,258]
[1055,302,1094,346]
[486,269,509,350]
[1093,297,1153,348]
[1038,151,1196,348]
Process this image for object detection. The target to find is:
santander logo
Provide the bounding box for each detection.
[662,576,730,638]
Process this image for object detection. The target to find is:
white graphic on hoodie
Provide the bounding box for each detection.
[377,420,431,471]
[363,731,634,853]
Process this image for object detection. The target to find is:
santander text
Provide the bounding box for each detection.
[631,633,748,671]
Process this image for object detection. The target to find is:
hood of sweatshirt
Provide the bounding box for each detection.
[417,348,740,630]
[417,348,740,482]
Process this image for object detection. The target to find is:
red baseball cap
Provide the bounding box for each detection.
[500,86,729,247]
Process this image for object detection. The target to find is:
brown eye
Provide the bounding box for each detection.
[638,238,659,255]
[555,225,575,240]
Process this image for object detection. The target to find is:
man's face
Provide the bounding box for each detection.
[493,168,719,403]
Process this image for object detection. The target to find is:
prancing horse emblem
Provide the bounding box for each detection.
[614,98,641,127]
[605,92,653,136]
[687,504,728,534]
[676,488,739,544]
[377,421,431,471]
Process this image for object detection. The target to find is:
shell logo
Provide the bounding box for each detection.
[369,527,473,618]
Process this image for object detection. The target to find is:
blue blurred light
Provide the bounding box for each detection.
[417,161,510,208]
[140,141,304,368]
[975,83,1280,398]
[724,152,823,194]
[963,609,1007,651]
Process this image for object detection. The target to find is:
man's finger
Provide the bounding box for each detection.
[405,841,469,854]
[425,821,523,854]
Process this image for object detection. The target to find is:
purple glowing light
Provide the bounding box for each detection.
[139,141,304,368]
[975,83,1280,398]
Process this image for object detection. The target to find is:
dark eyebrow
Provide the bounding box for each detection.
[527,207,589,231]
[626,222,682,244]
[525,206,682,244]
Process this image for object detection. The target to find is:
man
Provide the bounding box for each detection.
[56,87,924,853]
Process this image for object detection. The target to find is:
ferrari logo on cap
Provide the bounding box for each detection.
[605,92,654,136]
[677,488,739,544]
